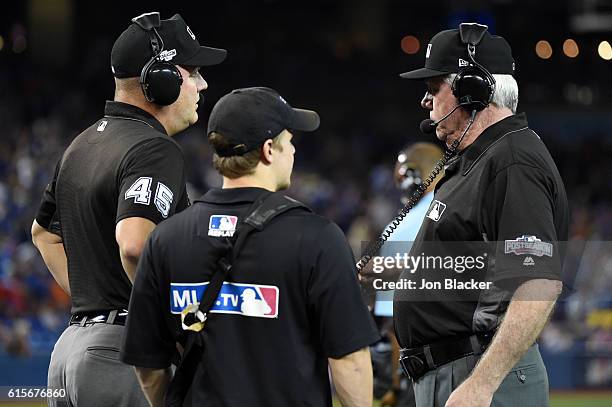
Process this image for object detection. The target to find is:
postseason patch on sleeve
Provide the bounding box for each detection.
[504,235,553,257]
[171,282,279,318]
[208,215,238,237]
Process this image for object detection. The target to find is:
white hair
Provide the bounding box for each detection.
[444,73,519,113]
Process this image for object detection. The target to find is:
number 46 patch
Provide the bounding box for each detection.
[125,177,174,218]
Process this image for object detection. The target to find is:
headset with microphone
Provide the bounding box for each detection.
[419,23,496,135]
[131,12,183,106]
[357,23,494,272]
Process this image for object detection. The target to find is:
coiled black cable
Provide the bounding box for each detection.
[356,110,478,272]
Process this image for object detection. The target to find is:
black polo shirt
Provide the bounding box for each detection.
[393,113,569,348]
[35,101,190,314]
[120,187,379,407]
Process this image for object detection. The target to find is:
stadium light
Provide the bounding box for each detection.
[598,41,612,60]
[535,40,553,59]
[401,35,420,55]
[563,39,579,58]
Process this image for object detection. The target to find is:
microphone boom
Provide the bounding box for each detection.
[418,102,471,135]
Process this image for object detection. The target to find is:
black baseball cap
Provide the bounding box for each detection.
[207,87,320,157]
[111,13,227,78]
[400,26,515,80]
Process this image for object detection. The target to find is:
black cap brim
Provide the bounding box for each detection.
[290,108,320,132]
[180,45,227,67]
[399,67,451,80]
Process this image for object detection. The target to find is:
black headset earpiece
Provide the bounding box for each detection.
[451,23,496,112]
[131,12,183,106]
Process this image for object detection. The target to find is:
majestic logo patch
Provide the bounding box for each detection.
[523,257,535,266]
[426,200,446,222]
[159,49,177,61]
[171,282,279,318]
[504,235,553,257]
[426,43,432,58]
[97,120,108,132]
[458,58,469,67]
[208,215,238,237]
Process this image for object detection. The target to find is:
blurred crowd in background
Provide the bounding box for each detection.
[0,0,611,390]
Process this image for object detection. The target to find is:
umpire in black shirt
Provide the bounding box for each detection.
[31,12,226,407]
[393,24,569,406]
[120,87,380,406]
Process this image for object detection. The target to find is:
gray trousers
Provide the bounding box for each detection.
[47,323,148,407]
[413,343,549,407]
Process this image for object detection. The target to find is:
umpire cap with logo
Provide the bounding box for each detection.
[207,87,320,157]
[111,13,227,78]
[400,28,515,80]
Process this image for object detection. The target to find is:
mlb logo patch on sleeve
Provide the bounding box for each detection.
[208,215,238,237]
[171,282,279,318]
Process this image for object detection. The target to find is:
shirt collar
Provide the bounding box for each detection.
[460,112,529,175]
[104,101,167,135]
[195,187,271,205]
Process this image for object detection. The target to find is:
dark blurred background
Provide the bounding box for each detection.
[0,0,610,398]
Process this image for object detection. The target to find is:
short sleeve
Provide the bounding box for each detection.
[307,223,380,358]
[483,164,563,285]
[117,138,187,225]
[120,232,175,368]
[35,159,62,236]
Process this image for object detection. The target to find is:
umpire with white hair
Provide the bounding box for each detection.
[392,23,569,407]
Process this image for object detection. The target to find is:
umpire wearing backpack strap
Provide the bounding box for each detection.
[120,87,380,407]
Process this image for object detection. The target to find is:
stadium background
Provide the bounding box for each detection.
[0,0,610,405]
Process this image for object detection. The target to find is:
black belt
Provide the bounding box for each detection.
[69,310,127,327]
[399,332,494,382]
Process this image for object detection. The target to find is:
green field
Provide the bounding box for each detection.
[2,392,611,406]
[547,392,612,407]
[332,392,612,407]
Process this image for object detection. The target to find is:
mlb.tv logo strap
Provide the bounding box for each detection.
[171,282,279,318]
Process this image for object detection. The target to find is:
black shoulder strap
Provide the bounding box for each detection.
[165,192,309,406]
[232,193,308,257]
[197,192,308,320]
[245,193,307,230]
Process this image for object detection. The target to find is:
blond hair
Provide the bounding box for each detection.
[209,132,284,179]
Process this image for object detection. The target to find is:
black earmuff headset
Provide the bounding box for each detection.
[451,23,496,112]
[131,12,183,106]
